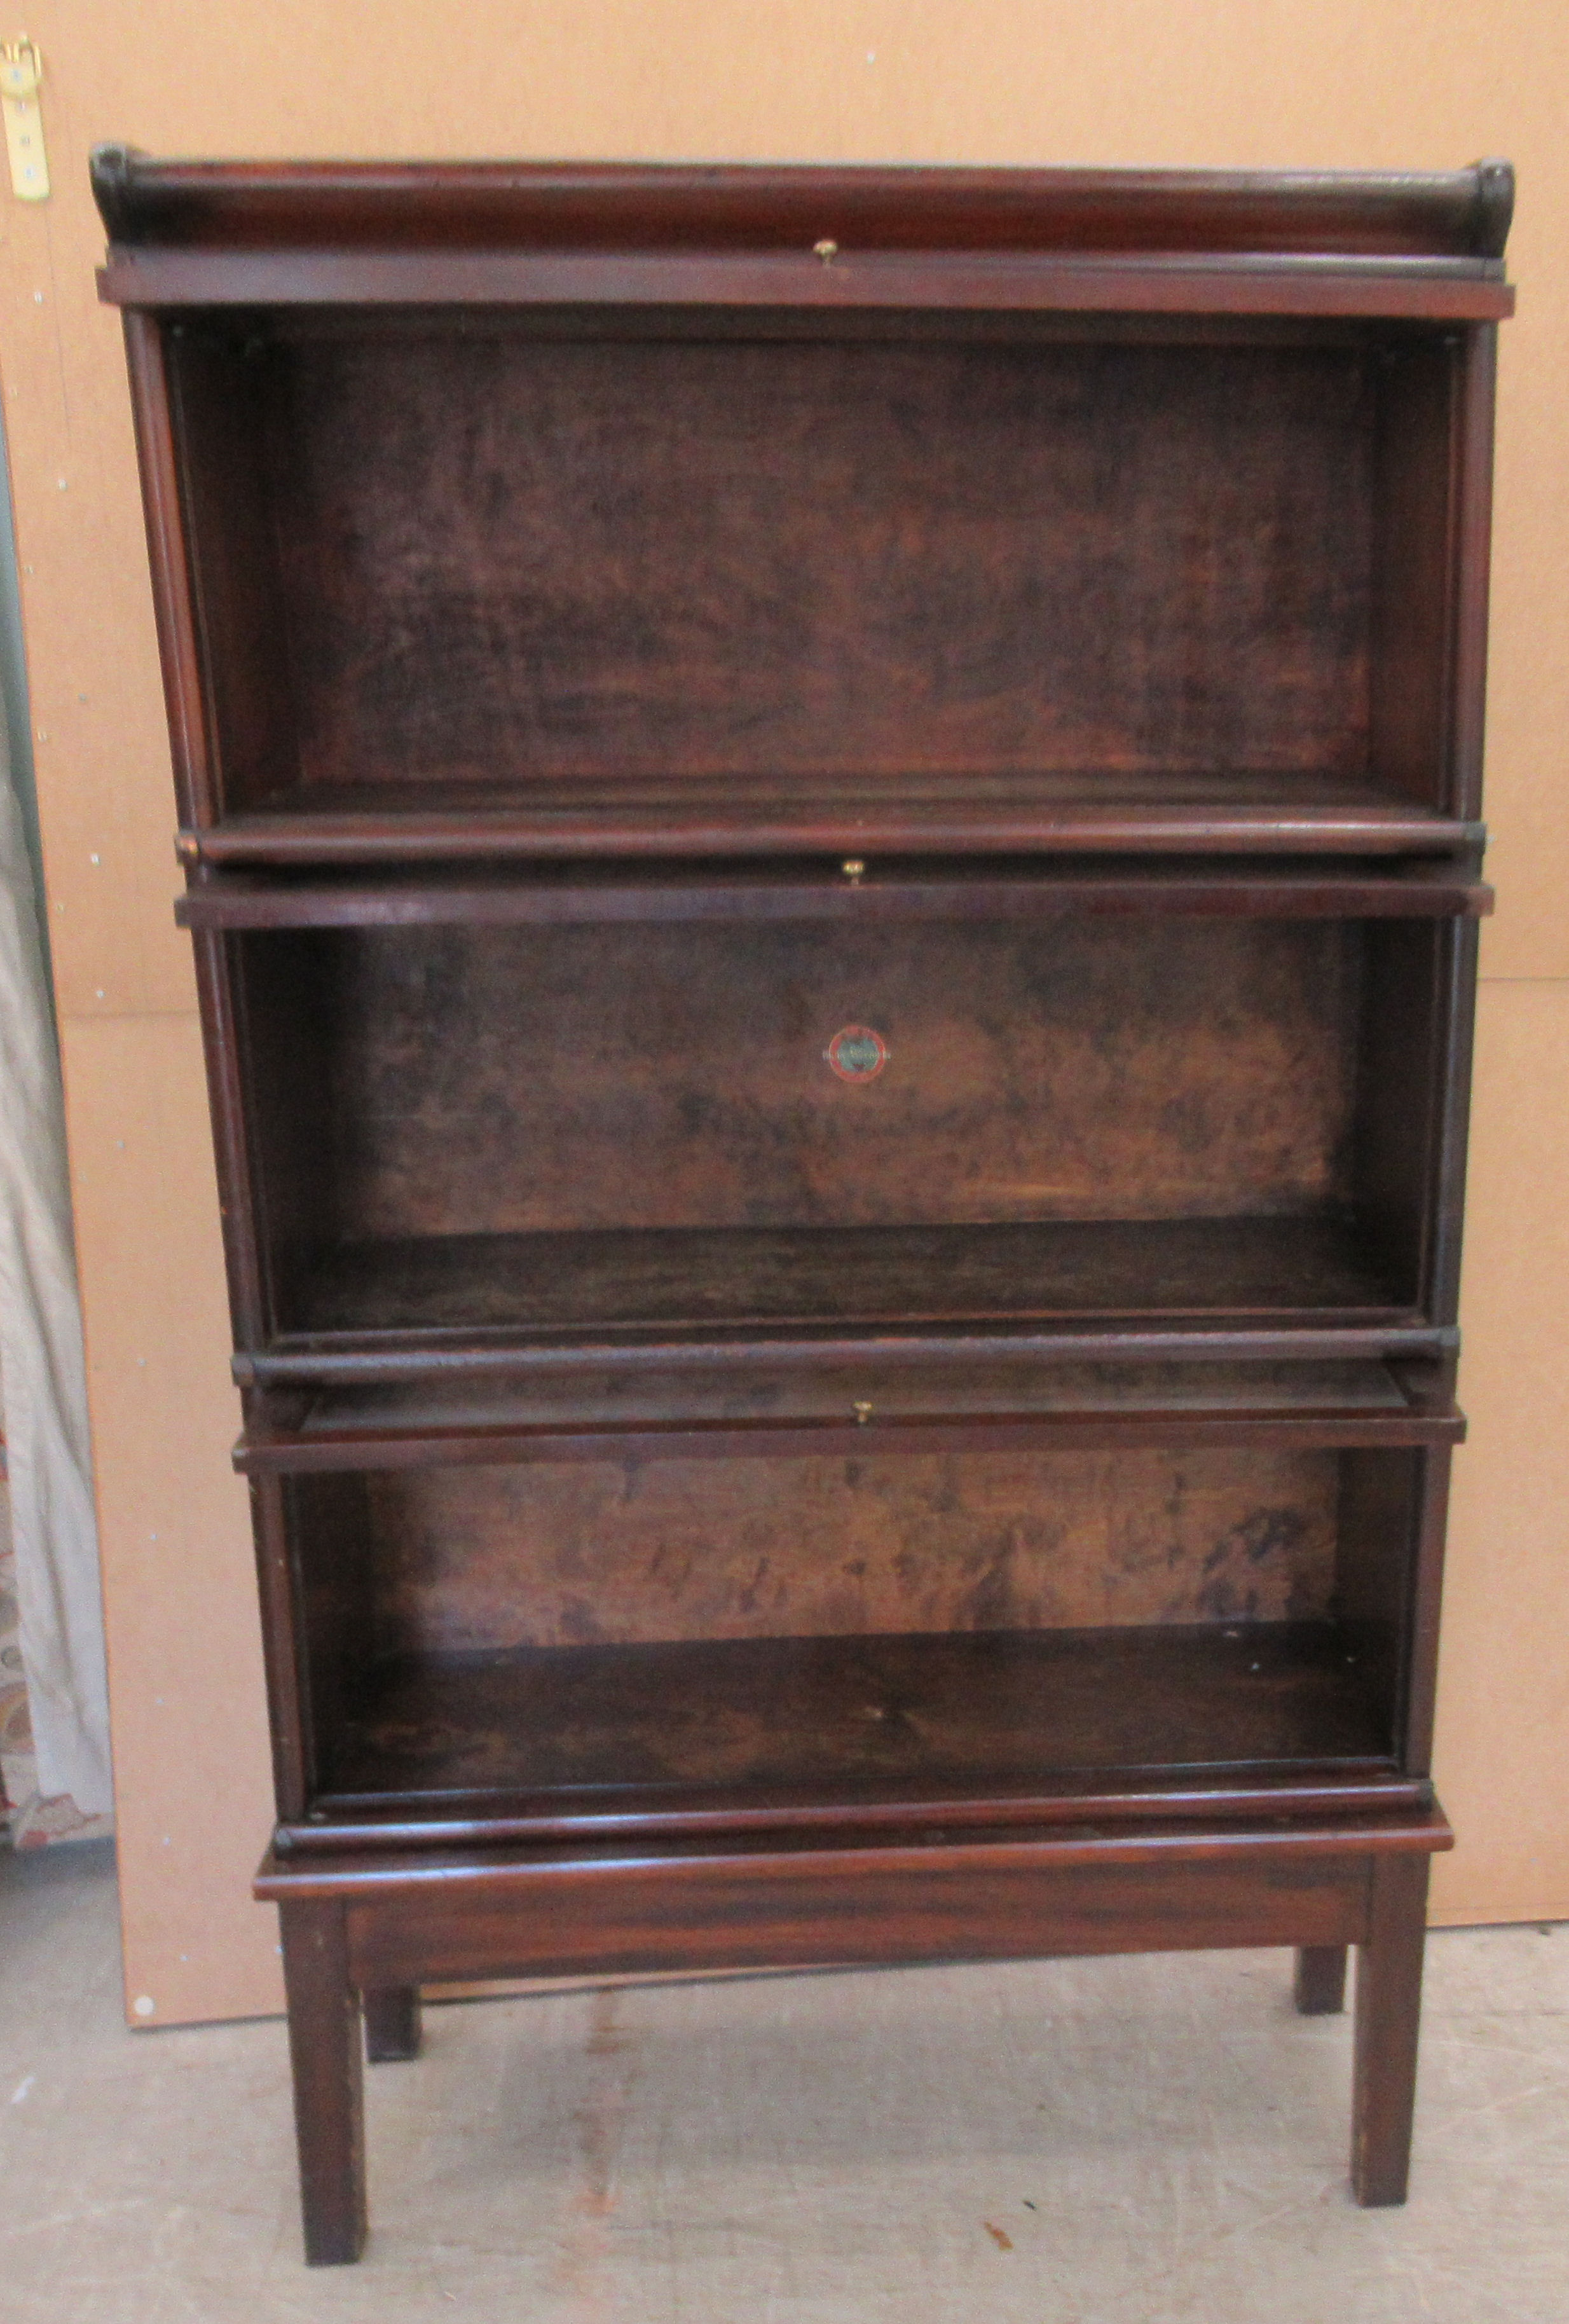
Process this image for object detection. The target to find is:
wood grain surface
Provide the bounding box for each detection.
[196,333,1380,802]
[325,1619,1385,1800]
[350,1443,1341,1652]
[252,917,1366,1241]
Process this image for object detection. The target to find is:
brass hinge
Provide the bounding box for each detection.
[0,38,48,202]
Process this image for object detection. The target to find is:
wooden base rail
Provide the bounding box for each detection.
[264,1816,1445,2264]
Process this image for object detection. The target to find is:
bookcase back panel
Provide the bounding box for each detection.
[356,1445,1340,1654]
[232,331,1375,800]
[285,918,1363,1238]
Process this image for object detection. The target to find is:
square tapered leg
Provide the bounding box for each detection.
[1295,1944,1348,2014]
[279,1900,367,2264]
[1352,1856,1430,2206]
[363,1984,423,2062]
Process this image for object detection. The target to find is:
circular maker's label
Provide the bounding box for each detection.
[825,1024,889,1082]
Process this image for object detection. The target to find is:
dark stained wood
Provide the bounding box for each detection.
[256,335,1374,801]
[1352,1853,1431,2203]
[1400,1450,1456,1778]
[118,313,216,832]
[261,1803,1453,1901]
[1425,916,1482,1331]
[247,1476,310,1826]
[97,247,1516,321]
[187,791,1485,866]
[184,928,273,1359]
[287,1471,375,1805]
[103,153,1507,2252]
[164,330,298,823]
[1369,338,1460,812]
[282,916,1367,1239]
[1296,1943,1350,2014]
[338,1848,1377,1988]
[235,1354,1463,1475]
[319,1624,1394,1806]
[278,1900,366,2264]
[90,151,1515,263]
[275,1217,1413,1352]
[1350,923,1444,1326]
[174,854,1495,928]
[259,1806,1451,1968]
[282,1771,1432,1857]
[361,1986,422,2063]
[242,1317,1460,1391]
[1450,329,1502,819]
[353,1446,1334,1654]
[212,905,1491,1368]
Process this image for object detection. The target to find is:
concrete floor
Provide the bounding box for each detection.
[2,1842,1565,2321]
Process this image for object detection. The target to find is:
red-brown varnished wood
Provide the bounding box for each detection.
[280,1771,1432,1857]
[235,1355,1463,1474]
[1352,1852,1432,2203]
[361,1986,422,2063]
[89,152,1515,262]
[97,247,1516,320]
[184,800,1488,867]
[278,1900,366,2264]
[174,856,1495,928]
[315,1624,1394,1805]
[118,312,216,833]
[251,1804,1453,1977]
[1296,1943,1350,2014]
[102,153,1507,2254]
[247,1475,309,1826]
[254,1220,1425,1358]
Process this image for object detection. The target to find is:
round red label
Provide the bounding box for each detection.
[825,1025,889,1082]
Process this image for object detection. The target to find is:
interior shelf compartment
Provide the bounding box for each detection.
[161,315,1493,855]
[223,910,1470,1366]
[273,1430,1436,1842]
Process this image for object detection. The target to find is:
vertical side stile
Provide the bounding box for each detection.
[1423,912,1482,1330]
[120,310,223,832]
[1399,1444,1455,1780]
[188,928,271,1349]
[1448,326,1500,822]
[250,1475,312,1826]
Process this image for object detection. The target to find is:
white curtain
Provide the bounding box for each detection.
[0,713,112,1817]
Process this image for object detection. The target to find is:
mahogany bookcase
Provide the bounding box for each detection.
[94,149,1513,2263]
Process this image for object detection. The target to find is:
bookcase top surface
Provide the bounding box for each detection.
[92,148,1513,259]
[92,149,1514,319]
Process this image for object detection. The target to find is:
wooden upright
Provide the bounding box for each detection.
[95,149,1512,2262]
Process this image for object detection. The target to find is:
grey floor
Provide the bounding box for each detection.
[2,1842,1565,2321]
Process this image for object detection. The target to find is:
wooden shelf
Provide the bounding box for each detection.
[313,1623,1395,1824]
[256,1218,1417,1379]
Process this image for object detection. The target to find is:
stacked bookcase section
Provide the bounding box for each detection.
[95,148,1513,2262]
